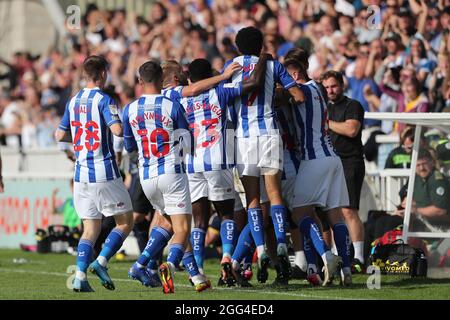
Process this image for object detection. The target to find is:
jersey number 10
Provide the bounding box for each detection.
[138,128,170,159]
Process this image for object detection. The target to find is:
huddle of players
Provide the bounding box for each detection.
[57,26,353,294]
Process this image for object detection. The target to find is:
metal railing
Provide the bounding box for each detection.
[370,169,410,212]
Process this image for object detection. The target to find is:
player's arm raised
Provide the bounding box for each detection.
[181,62,242,97]
[241,53,270,94]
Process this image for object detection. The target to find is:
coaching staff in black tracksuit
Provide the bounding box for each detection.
[321,70,366,273]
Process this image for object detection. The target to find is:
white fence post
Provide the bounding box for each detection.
[402,125,422,243]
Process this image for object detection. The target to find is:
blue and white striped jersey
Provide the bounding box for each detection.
[122,94,191,179]
[59,87,121,183]
[292,80,337,161]
[164,83,242,173]
[276,104,301,180]
[223,55,296,138]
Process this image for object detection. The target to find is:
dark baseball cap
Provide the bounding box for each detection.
[443,6,450,15]
[397,7,412,17]
[386,32,401,43]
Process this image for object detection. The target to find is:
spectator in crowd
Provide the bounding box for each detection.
[380,75,429,132]
[412,149,450,231]
[0,149,3,193]
[0,0,448,184]
[435,138,450,178]
[0,92,22,148]
[429,52,449,112]
[0,57,18,91]
[345,49,381,127]
[406,37,437,83]
[384,126,415,169]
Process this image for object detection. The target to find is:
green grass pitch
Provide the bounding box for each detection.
[1,249,450,300]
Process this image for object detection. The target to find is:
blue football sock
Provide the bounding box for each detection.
[232,224,255,263]
[98,228,126,263]
[137,226,172,267]
[147,259,158,272]
[167,243,185,268]
[243,247,255,268]
[247,207,264,247]
[190,228,206,270]
[299,216,328,257]
[220,219,237,258]
[270,205,287,246]
[302,233,317,267]
[77,239,94,274]
[182,251,200,277]
[332,223,351,268]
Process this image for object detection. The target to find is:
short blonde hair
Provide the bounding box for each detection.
[161,60,183,88]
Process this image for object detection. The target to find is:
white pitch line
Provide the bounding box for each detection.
[0,267,363,300]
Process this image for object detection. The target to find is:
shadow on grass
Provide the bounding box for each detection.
[229,281,369,292]
[382,276,450,286]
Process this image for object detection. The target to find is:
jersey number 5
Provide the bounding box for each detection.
[138,128,170,159]
[72,121,100,152]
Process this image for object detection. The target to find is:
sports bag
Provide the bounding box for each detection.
[369,239,427,277]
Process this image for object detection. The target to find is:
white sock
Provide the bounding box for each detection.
[198,267,204,275]
[353,241,364,262]
[331,244,338,255]
[222,253,232,259]
[167,262,176,275]
[295,251,307,271]
[97,256,107,267]
[192,273,207,285]
[76,271,86,281]
[256,245,265,258]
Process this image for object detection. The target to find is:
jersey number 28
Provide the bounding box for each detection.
[72,121,100,152]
